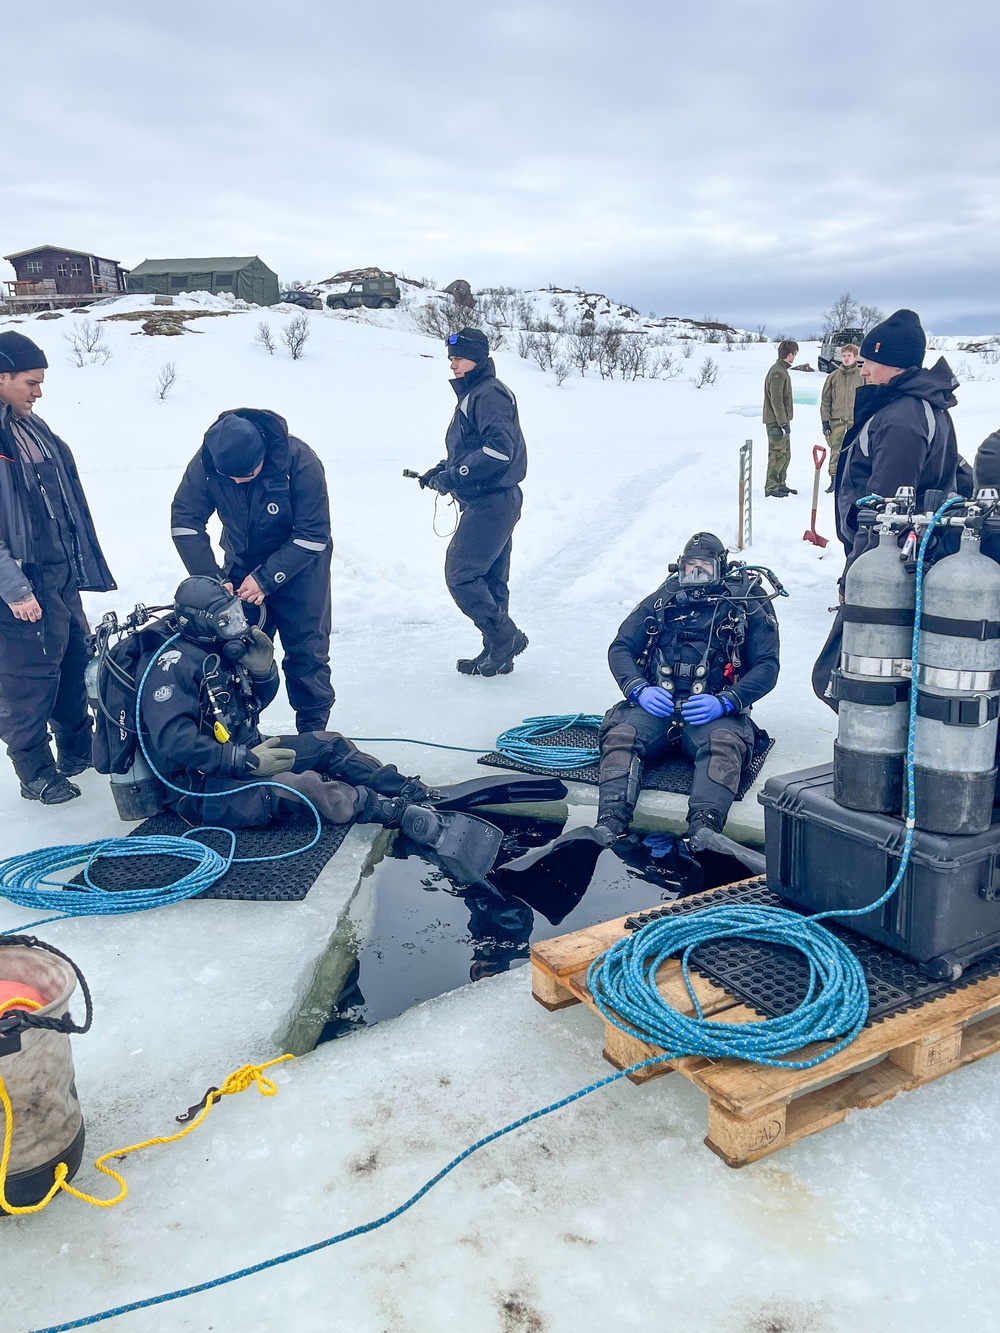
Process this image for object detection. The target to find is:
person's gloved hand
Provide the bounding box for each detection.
[635,685,674,717]
[681,694,730,725]
[781,424,791,438]
[241,626,274,677]
[249,736,296,777]
[419,464,445,490]
[822,420,831,437]
[426,472,452,494]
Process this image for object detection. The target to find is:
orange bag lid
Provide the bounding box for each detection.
[0,980,47,1015]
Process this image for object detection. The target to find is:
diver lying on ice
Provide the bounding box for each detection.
[91,576,565,883]
[498,533,779,884]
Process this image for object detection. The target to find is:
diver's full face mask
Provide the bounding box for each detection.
[678,554,722,588]
[215,599,249,641]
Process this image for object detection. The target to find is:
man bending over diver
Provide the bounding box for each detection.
[128,576,563,882]
[497,534,779,884]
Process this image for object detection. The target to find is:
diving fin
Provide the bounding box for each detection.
[400,806,504,885]
[491,825,613,925]
[686,826,767,876]
[429,774,568,811]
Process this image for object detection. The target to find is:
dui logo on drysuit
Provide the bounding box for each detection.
[153,685,173,703]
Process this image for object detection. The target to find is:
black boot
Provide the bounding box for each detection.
[53,721,94,778]
[457,642,490,675]
[476,629,529,678]
[21,770,81,805]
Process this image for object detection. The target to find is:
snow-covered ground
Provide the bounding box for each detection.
[2,296,999,1331]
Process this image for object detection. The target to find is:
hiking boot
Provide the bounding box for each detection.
[457,645,490,675]
[476,629,529,677]
[825,482,836,494]
[784,486,798,494]
[20,771,82,805]
[764,488,789,498]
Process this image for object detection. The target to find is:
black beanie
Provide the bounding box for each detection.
[0,332,48,374]
[445,327,490,363]
[203,413,267,477]
[974,430,1000,492]
[860,309,925,369]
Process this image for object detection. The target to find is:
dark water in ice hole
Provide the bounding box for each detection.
[315,811,756,1044]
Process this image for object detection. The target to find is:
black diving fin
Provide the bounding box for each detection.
[490,825,613,925]
[399,806,504,885]
[686,826,767,875]
[429,774,568,811]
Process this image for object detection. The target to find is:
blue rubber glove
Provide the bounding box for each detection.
[681,693,729,725]
[634,685,674,717]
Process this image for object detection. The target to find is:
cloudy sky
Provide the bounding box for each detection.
[4,0,998,334]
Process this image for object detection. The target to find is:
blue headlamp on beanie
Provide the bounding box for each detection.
[445,328,490,363]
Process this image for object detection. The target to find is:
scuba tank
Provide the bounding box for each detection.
[0,937,91,1212]
[833,505,916,813]
[913,516,1000,835]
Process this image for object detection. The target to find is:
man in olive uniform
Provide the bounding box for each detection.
[762,339,798,498]
[821,344,863,492]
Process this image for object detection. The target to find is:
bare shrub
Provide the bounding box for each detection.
[64,319,111,366]
[649,351,679,380]
[255,321,276,355]
[553,357,571,386]
[681,339,694,359]
[281,312,311,360]
[527,330,558,372]
[155,362,177,400]
[691,356,719,388]
[858,304,884,334]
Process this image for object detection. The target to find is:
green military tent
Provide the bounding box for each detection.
[126,256,280,306]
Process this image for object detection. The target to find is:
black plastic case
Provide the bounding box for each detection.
[759,764,1000,979]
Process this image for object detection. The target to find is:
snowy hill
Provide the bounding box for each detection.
[2,294,1000,1332]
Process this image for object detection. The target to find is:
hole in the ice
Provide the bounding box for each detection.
[296,810,756,1048]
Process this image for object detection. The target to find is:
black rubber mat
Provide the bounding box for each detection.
[74,812,350,902]
[479,724,774,800]
[623,879,1000,1028]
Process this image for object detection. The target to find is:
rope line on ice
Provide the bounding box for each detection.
[24,504,958,1331]
[0,635,322,935]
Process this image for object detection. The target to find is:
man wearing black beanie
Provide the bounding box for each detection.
[813,309,959,707]
[170,408,334,731]
[0,330,116,803]
[418,327,528,675]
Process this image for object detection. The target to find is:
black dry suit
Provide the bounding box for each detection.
[598,569,780,832]
[137,635,420,829]
[433,359,527,650]
[836,358,959,569]
[170,409,334,731]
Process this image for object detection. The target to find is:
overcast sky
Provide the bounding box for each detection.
[4,0,998,334]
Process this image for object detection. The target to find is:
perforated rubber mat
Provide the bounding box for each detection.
[74,812,350,902]
[479,724,774,800]
[624,878,1000,1027]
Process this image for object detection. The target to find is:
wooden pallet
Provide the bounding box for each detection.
[530,885,1000,1167]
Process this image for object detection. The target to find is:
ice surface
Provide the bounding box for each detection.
[2,300,999,1331]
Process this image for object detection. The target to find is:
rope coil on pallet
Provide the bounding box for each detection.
[493,714,604,770]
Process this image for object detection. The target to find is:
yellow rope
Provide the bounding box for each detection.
[0,1054,293,1216]
[0,997,42,1017]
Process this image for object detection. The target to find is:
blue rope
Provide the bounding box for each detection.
[0,635,321,934]
[26,503,963,1330]
[493,714,604,770]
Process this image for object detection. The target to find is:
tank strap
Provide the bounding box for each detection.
[916,690,1000,727]
[921,613,1000,641]
[842,604,914,626]
[829,669,909,707]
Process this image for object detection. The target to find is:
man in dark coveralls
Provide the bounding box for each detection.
[171,408,334,732]
[0,332,116,804]
[419,327,528,677]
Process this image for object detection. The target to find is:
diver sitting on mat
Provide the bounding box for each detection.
[133,577,564,881]
[498,534,778,884]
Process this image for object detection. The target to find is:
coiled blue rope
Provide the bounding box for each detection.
[493,714,604,769]
[0,635,321,934]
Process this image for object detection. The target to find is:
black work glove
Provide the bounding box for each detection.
[242,626,275,677]
[822,420,831,437]
[426,472,452,494]
[418,463,445,490]
[249,737,296,777]
[781,424,791,438]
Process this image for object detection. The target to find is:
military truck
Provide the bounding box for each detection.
[818,326,864,373]
[326,273,401,310]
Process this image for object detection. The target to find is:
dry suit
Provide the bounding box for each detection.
[137,636,424,829]
[597,572,779,833]
[170,409,334,731]
[432,358,527,652]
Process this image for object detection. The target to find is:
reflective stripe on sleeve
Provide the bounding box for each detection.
[292,538,327,552]
[482,447,509,461]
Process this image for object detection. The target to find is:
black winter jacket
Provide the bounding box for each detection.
[138,635,278,781]
[434,359,527,504]
[836,359,959,567]
[608,575,780,714]
[0,404,116,605]
[171,409,331,596]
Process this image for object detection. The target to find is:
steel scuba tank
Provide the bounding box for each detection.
[0,937,91,1213]
[833,523,915,812]
[912,525,1000,835]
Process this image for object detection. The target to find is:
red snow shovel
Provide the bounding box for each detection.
[803,444,829,547]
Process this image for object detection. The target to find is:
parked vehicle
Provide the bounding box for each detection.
[818,326,864,373]
[326,275,401,310]
[279,290,323,310]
